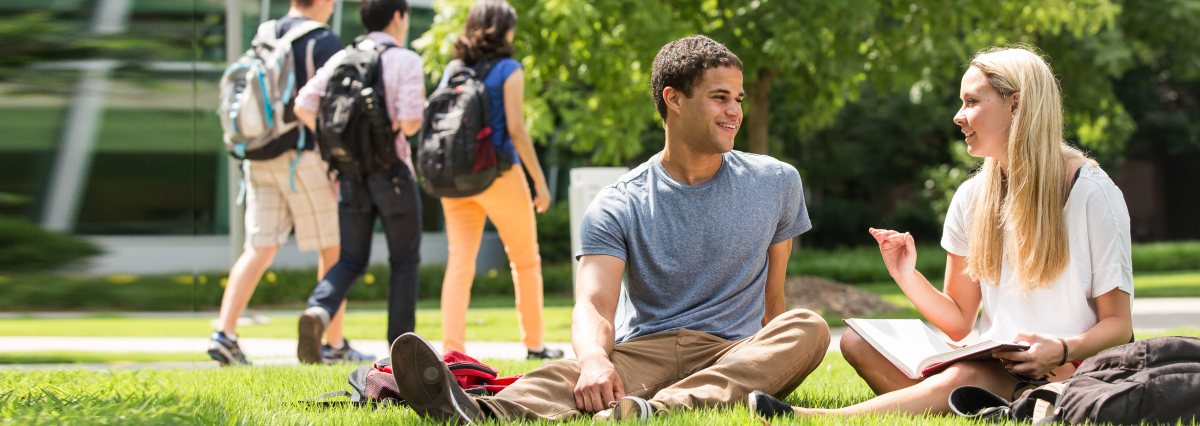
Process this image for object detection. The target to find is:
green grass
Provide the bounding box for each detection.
[3,270,1196,343]
[1131,271,1200,298]
[0,354,978,425]
[0,351,201,365]
[0,307,576,343]
[7,349,1200,425]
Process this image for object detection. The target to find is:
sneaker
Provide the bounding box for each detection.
[207,331,250,366]
[748,390,794,419]
[390,333,483,424]
[322,339,376,364]
[297,307,329,365]
[612,396,656,422]
[526,346,564,360]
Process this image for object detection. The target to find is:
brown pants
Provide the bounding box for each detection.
[475,309,831,421]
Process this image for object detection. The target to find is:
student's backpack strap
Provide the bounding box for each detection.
[277,20,328,46]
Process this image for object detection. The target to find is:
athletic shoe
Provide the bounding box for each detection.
[748,390,794,418]
[612,396,656,422]
[322,339,376,364]
[526,346,564,360]
[390,333,483,424]
[297,307,329,365]
[207,331,250,366]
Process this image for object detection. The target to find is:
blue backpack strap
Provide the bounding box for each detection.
[236,160,249,205]
[288,130,307,193]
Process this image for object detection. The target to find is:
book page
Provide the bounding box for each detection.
[845,319,951,377]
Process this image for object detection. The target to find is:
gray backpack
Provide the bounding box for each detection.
[950,336,1200,425]
[218,19,325,160]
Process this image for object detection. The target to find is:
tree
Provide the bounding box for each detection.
[418,0,1125,162]
[415,0,690,164]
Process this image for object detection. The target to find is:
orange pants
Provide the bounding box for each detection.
[441,167,544,353]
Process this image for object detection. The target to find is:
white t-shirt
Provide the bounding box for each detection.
[941,164,1134,343]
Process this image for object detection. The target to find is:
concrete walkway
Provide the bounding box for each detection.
[2,297,1197,369]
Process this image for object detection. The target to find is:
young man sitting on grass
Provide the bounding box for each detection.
[386,35,831,423]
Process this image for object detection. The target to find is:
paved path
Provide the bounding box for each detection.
[2,297,1197,369]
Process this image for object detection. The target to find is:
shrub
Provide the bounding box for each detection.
[0,217,102,273]
[1132,241,1200,273]
[0,263,576,311]
[536,201,573,264]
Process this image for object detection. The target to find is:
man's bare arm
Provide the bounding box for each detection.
[763,239,791,326]
[571,254,626,413]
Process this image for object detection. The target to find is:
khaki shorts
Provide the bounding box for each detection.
[244,150,339,252]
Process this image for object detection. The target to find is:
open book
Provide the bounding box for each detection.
[843,318,1029,380]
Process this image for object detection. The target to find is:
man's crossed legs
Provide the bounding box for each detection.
[390,309,830,422]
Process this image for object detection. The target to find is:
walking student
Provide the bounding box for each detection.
[292,0,425,363]
[208,0,346,366]
[752,46,1135,418]
[387,34,830,424]
[435,0,560,360]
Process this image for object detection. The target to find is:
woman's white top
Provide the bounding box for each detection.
[941,163,1134,343]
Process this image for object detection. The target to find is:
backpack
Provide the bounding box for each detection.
[218,19,326,161]
[299,351,523,407]
[949,336,1200,425]
[315,36,400,181]
[416,59,511,198]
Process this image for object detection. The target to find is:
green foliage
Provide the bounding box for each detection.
[789,245,950,284]
[0,263,574,311]
[791,241,1200,284]
[1132,241,1200,273]
[535,201,573,264]
[0,217,102,273]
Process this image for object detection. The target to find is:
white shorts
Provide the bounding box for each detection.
[243,150,339,252]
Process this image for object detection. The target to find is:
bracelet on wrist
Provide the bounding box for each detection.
[1057,337,1069,366]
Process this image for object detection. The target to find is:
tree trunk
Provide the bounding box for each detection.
[747,67,775,155]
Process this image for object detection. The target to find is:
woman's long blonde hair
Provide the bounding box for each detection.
[965,46,1094,291]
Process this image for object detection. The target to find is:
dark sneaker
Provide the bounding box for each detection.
[390,333,482,424]
[207,331,250,366]
[297,307,329,365]
[526,346,564,360]
[748,390,794,419]
[612,396,656,422]
[322,339,376,364]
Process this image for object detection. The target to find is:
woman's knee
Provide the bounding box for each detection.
[840,329,875,367]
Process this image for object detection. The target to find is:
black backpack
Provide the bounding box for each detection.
[949,336,1200,425]
[416,58,511,198]
[316,36,399,181]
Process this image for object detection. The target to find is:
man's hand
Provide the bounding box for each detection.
[574,355,625,413]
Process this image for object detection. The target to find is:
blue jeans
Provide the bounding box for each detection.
[307,163,421,345]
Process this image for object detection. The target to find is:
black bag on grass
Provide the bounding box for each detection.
[949,336,1200,425]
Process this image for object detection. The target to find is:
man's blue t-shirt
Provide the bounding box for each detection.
[577,151,811,343]
[438,57,523,165]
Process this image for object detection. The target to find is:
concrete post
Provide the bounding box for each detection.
[568,167,628,284]
[226,0,246,265]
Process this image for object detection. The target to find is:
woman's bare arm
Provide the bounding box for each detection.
[502,67,551,213]
[870,229,981,341]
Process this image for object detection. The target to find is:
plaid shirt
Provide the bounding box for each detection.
[296,32,425,175]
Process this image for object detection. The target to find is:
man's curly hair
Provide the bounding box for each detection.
[650,35,743,122]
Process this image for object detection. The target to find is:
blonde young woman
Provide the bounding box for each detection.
[750,46,1134,417]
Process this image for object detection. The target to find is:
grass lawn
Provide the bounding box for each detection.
[0,351,200,365]
[0,306,575,343]
[0,353,977,425]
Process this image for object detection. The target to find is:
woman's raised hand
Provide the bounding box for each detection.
[869,228,918,280]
